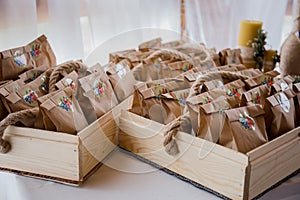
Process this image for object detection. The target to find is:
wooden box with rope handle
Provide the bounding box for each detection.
[117,49,300,199]
[0,61,133,185]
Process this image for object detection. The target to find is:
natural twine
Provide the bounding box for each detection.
[143,48,193,64]
[163,113,190,156]
[0,107,39,153]
[49,61,87,92]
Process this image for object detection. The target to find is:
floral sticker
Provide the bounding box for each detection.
[177,92,189,105]
[252,91,261,105]
[155,87,169,101]
[227,88,241,98]
[280,80,289,91]
[182,63,193,72]
[65,78,76,90]
[30,43,41,58]
[202,96,213,104]
[239,112,255,131]
[40,75,49,93]
[14,50,26,67]
[94,81,104,97]
[23,90,38,105]
[116,64,127,78]
[58,96,73,111]
[261,76,273,87]
[277,92,290,113]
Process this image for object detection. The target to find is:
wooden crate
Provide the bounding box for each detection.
[118,110,300,200]
[0,96,132,186]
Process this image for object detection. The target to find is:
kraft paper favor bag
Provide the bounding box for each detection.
[160,88,190,124]
[240,85,270,107]
[55,71,78,91]
[219,105,268,153]
[198,96,240,143]
[78,69,118,118]
[106,62,136,102]
[217,64,246,72]
[225,49,243,65]
[270,75,295,95]
[222,79,246,100]
[186,88,226,134]
[201,79,224,93]
[0,35,56,81]
[4,76,46,113]
[40,87,88,134]
[0,81,12,121]
[18,65,48,83]
[109,49,137,64]
[245,70,280,89]
[264,89,296,140]
[138,37,162,51]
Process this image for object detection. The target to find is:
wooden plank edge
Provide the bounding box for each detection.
[247,126,300,162]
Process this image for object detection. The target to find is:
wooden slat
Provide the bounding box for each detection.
[119,110,249,200]
[78,96,133,177]
[248,136,300,199]
[247,126,300,161]
[1,130,80,181]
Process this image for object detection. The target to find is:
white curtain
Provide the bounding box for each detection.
[0,0,295,65]
[185,0,290,50]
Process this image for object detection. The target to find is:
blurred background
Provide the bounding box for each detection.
[0,0,295,64]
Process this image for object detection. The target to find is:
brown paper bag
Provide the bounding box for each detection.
[55,71,78,91]
[164,60,194,78]
[270,75,295,95]
[264,89,296,140]
[109,49,137,64]
[106,62,136,102]
[40,87,88,134]
[78,69,118,118]
[0,35,56,81]
[130,82,149,117]
[198,96,240,143]
[293,82,300,127]
[0,81,12,120]
[224,49,243,65]
[245,70,280,89]
[219,105,268,153]
[138,37,162,51]
[18,65,48,83]
[160,89,190,124]
[186,88,226,134]
[4,76,45,113]
[240,85,270,107]
[201,79,224,93]
[222,79,246,100]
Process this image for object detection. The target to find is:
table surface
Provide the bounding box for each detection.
[0,148,300,200]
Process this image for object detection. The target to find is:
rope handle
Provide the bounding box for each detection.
[143,48,193,64]
[0,107,39,153]
[49,61,87,92]
[163,113,190,156]
[188,70,250,99]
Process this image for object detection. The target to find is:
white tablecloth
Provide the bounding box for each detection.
[1,149,299,200]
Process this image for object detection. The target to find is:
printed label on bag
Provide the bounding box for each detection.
[155,87,169,101]
[23,89,38,106]
[202,95,213,104]
[116,63,127,78]
[182,63,193,72]
[239,112,255,131]
[14,50,26,67]
[280,80,289,91]
[58,96,73,112]
[176,91,189,105]
[277,92,290,113]
[261,76,274,87]
[65,78,76,90]
[227,88,241,98]
[93,80,104,97]
[252,91,261,105]
[30,43,41,58]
